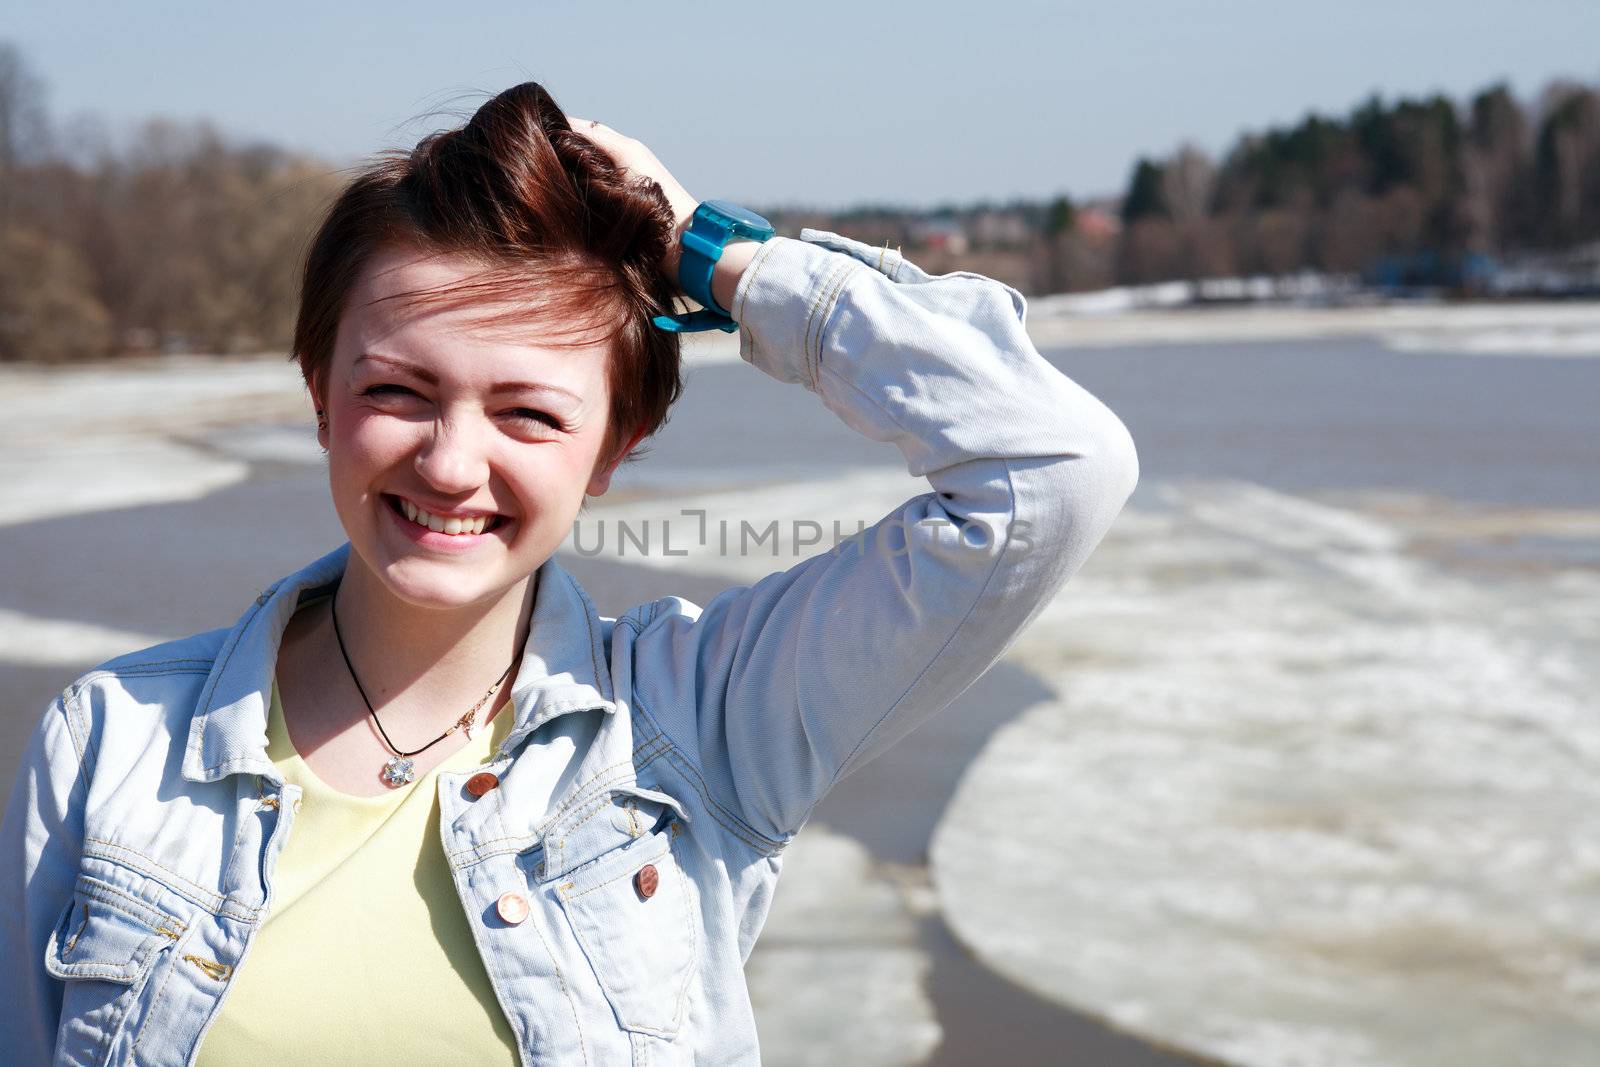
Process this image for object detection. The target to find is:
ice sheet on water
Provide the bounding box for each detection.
[0,435,249,526]
[930,478,1600,1067]
[745,827,941,1067]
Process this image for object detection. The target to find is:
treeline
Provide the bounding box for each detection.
[1099,79,1600,287]
[2,36,1598,363]
[0,44,340,362]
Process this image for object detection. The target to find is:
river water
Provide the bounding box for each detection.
[2,320,1596,1065]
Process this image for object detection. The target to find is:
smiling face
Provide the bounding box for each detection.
[316,244,634,611]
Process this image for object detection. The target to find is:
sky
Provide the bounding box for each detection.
[9,0,1600,210]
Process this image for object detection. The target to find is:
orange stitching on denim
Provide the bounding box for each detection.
[560,838,694,1035]
[560,843,671,903]
[799,259,841,386]
[82,838,255,920]
[84,839,226,906]
[624,692,786,854]
[539,737,671,826]
[444,738,673,865]
[545,748,656,821]
[445,833,540,865]
[733,237,780,324]
[812,263,858,381]
[77,877,189,936]
[803,259,851,389]
[550,795,618,854]
[131,939,187,1056]
[804,261,845,384]
[667,834,697,1031]
[658,747,782,855]
[521,895,591,1067]
[542,760,673,869]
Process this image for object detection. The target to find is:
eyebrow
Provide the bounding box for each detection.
[354,354,583,404]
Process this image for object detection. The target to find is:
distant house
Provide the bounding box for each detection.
[1074,207,1120,243]
[908,218,969,255]
[970,210,1034,248]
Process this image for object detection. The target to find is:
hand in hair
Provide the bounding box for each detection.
[566,117,707,293]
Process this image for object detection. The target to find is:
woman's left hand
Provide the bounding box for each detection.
[567,117,699,282]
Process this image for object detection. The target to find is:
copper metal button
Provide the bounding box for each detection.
[466,772,500,798]
[634,864,660,899]
[496,891,529,926]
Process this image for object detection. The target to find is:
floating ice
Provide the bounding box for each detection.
[930,478,1600,1066]
[746,826,941,1066]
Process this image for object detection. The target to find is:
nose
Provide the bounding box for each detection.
[413,414,490,496]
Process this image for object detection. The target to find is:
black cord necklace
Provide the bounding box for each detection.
[329,584,516,788]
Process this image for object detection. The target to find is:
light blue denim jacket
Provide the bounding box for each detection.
[0,229,1138,1066]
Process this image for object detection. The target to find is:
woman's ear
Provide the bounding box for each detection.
[309,372,330,451]
[586,425,649,497]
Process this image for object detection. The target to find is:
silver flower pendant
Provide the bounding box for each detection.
[381,756,416,788]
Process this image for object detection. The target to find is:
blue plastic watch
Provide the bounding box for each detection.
[652,199,776,334]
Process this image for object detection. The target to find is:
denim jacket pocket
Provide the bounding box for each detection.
[544,788,696,1039]
[44,874,189,1065]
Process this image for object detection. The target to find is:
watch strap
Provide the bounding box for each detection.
[654,200,775,333]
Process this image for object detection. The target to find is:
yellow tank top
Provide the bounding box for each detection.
[195,677,519,1065]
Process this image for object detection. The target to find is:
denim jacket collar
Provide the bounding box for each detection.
[180,542,617,785]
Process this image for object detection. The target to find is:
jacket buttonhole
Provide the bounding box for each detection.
[183,954,234,982]
[63,902,88,955]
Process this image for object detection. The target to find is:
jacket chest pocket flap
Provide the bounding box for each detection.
[538,784,696,1038]
[45,875,186,983]
[44,874,189,1063]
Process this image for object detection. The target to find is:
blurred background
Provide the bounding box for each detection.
[3,2,1598,1064]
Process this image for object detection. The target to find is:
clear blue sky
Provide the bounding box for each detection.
[11,0,1599,209]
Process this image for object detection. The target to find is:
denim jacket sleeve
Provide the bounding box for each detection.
[625,228,1139,846]
[0,691,89,1064]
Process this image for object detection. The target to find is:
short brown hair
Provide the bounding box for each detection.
[292,82,683,465]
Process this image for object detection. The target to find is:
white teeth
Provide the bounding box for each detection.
[397,498,495,536]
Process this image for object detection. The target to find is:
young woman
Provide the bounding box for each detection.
[0,82,1138,1065]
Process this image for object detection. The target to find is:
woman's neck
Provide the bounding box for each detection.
[327,556,536,714]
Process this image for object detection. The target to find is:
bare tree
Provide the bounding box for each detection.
[1161,143,1217,223]
[0,41,49,232]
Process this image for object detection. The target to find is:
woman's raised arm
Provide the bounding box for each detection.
[617,226,1139,846]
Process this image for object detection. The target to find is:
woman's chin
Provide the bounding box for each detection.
[372,562,505,611]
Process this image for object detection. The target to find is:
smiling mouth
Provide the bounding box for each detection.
[385,494,509,536]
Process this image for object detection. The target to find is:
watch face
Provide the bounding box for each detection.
[702,199,774,236]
